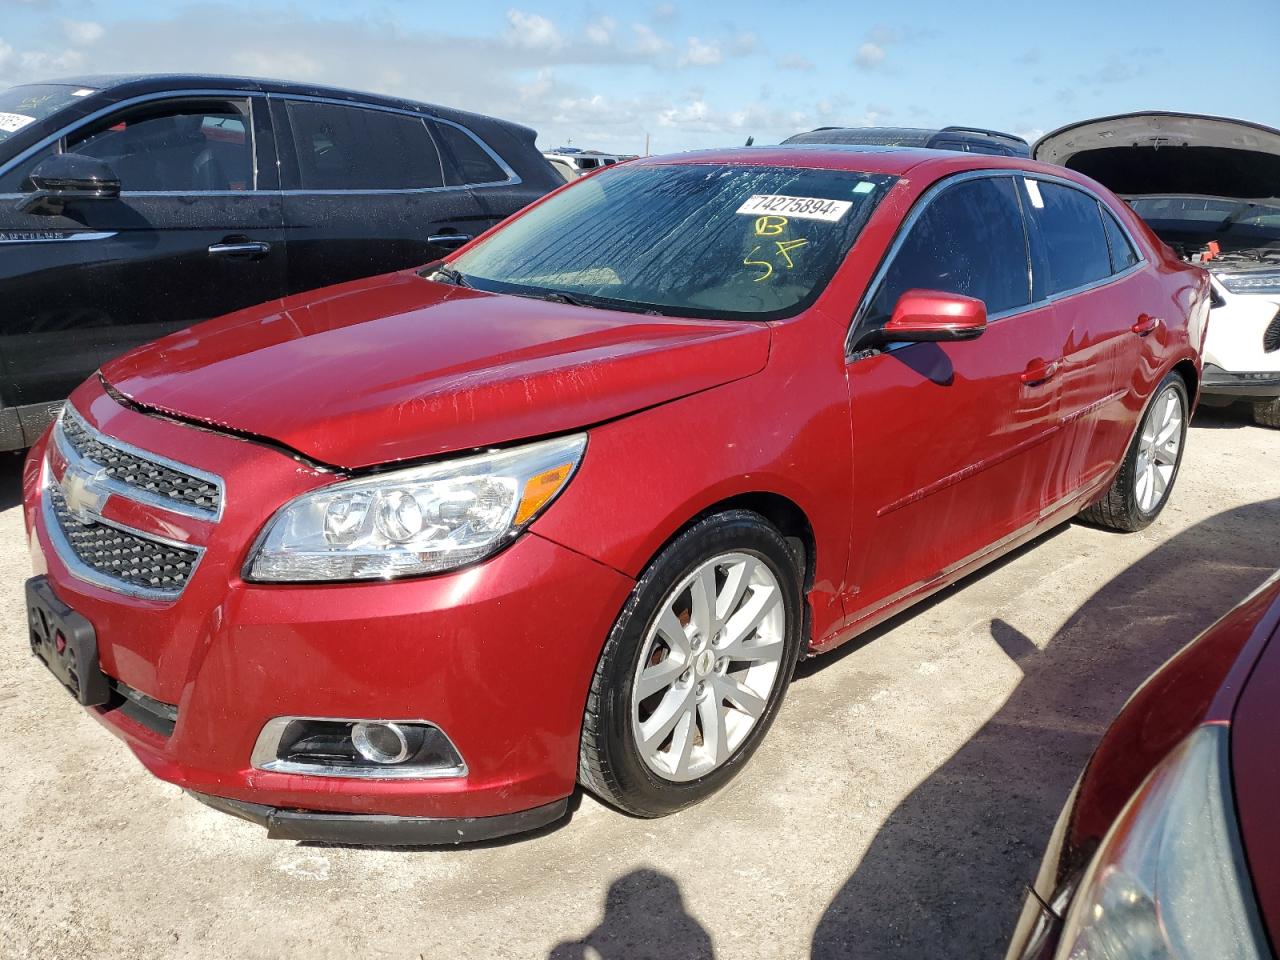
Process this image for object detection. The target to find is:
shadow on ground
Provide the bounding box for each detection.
[810,494,1280,959]
[547,867,715,960]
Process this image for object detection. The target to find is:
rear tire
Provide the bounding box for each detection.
[1252,397,1280,428]
[1079,372,1188,532]
[578,510,803,818]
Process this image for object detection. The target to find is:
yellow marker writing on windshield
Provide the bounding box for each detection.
[754,215,788,236]
[744,245,773,282]
[774,238,809,269]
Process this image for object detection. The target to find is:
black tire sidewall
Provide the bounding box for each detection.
[591,511,803,816]
[1122,372,1190,526]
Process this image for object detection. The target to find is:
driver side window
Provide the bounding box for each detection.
[864,176,1032,327]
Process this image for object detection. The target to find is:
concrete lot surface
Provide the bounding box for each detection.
[2,407,1278,960]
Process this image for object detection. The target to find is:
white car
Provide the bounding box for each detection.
[1036,113,1280,426]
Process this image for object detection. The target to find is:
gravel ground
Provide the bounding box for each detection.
[2,405,1278,960]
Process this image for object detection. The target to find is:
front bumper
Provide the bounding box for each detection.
[23,383,635,834]
[191,791,569,845]
[1200,363,1280,399]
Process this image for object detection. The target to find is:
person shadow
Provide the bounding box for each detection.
[548,868,715,960]
[811,495,1280,960]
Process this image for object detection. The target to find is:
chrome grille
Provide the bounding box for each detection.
[47,483,199,596]
[1264,311,1280,353]
[59,409,222,516]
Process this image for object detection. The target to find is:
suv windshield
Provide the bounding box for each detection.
[1128,195,1280,244]
[0,84,90,145]
[449,163,895,321]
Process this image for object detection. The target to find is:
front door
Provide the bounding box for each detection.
[0,94,286,440]
[843,174,1071,620]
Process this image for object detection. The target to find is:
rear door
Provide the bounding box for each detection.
[844,173,1071,616]
[0,92,286,443]
[1019,176,1147,496]
[429,117,545,229]
[273,97,491,294]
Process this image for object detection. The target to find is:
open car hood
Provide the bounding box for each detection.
[1033,112,1280,200]
[101,271,772,469]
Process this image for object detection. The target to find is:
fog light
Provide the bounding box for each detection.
[352,721,413,764]
[251,716,467,779]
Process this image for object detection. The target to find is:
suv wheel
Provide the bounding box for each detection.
[1252,397,1280,428]
[578,510,803,817]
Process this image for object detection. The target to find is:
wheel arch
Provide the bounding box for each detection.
[1171,358,1199,407]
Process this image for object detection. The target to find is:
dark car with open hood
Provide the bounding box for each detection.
[1036,113,1280,426]
[1008,569,1280,960]
[0,74,561,450]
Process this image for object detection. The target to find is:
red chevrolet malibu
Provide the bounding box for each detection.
[1008,571,1280,960]
[23,146,1208,843]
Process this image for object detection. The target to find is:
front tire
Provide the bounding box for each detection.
[1079,372,1189,532]
[578,510,803,817]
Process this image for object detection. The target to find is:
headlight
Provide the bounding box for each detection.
[1218,273,1280,295]
[1055,725,1269,960]
[247,433,586,582]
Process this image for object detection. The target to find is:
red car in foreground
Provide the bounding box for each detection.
[23,145,1207,843]
[1007,571,1280,960]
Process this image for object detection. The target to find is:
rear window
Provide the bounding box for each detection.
[432,121,507,186]
[451,163,895,321]
[1023,179,1112,297]
[0,83,91,145]
[286,100,444,191]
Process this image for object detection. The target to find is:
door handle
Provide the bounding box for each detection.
[1132,314,1162,336]
[1021,359,1061,387]
[427,234,472,249]
[208,239,271,259]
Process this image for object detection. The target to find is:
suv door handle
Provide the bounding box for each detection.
[1021,359,1061,387]
[427,234,472,249]
[208,239,271,259]
[1132,314,1162,336]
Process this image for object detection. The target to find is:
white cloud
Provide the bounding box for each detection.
[651,2,677,22]
[729,31,757,56]
[61,19,104,46]
[504,10,563,51]
[854,42,886,70]
[584,16,615,46]
[630,23,668,56]
[776,54,814,71]
[679,36,721,67]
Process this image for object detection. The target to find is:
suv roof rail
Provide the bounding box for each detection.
[937,125,1028,145]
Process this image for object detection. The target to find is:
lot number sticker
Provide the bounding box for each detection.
[0,113,36,134]
[736,194,852,222]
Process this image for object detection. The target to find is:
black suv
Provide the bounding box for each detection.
[782,125,1030,157]
[0,74,562,449]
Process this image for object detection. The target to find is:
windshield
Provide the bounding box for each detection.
[449,163,895,321]
[0,84,91,145]
[1128,195,1280,244]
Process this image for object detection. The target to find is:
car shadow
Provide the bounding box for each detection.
[809,495,1280,960]
[1193,403,1257,429]
[547,867,716,960]
[0,452,26,512]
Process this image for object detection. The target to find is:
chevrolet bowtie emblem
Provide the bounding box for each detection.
[60,462,109,524]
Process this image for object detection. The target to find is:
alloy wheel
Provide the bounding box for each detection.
[1134,384,1184,514]
[630,551,786,782]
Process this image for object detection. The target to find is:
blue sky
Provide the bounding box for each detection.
[1,0,1277,154]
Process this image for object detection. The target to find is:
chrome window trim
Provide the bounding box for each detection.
[273,93,521,193]
[0,88,266,190]
[250,716,469,780]
[846,167,1150,356]
[55,405,225,522]
[40,478,206,603]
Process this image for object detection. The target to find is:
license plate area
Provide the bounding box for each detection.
[26,576,110,706]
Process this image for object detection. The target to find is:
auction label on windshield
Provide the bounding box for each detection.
[0,113,36,133]
[736,194,852,222]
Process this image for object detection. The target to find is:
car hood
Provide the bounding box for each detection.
[101,271,772,469]
[1033,112,1280,201]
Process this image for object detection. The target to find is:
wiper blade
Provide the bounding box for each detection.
[426,265,471,287]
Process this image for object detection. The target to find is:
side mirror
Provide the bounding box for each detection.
[18,154,122,215]
[861,289,988,348]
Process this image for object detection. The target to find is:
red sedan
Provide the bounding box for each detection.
[1007,571,1280,959]
[22,146,1207,843]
